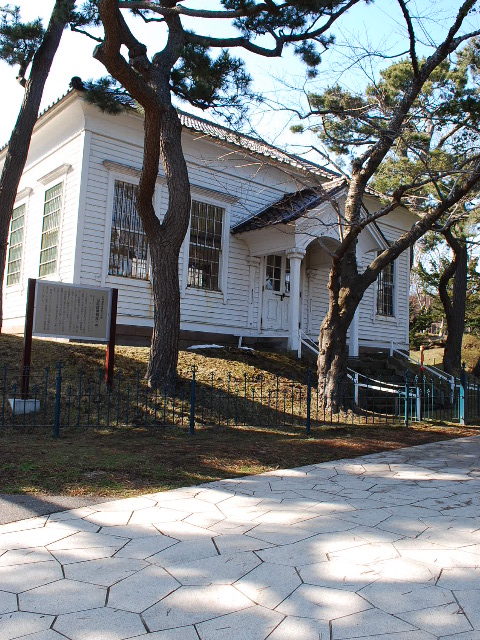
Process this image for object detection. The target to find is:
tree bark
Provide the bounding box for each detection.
[139,106,191,388]
[440,230,467,375]
[0,0,71,329]
[317,254,360,410]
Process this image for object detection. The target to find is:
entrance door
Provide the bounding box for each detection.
[261,254,290,330]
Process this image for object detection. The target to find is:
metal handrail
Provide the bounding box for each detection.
[392,346,456,388]
[299,331,406,395]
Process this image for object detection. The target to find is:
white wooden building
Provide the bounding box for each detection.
[1,90,414,354]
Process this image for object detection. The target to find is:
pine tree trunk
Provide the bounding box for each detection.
[147,241,182,388]
[317,311,350,412]
[138,106,190,388]
[317,255,359,412]
[441,234,467,375]
[0,0,71,329]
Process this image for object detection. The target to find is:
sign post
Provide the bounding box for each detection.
[21,278,36,398]
[105,288,118,387]
[18,279,118,404]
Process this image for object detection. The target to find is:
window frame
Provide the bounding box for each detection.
[375,255,396,319]
[181,193,230,303]
[108,178,150,281]
[102,170,162,286]
[5,188,31,289]
[38,179,66,280]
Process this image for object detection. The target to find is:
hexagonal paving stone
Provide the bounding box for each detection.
[374,558,440,583]
[268,616,330,640]
[46,531,126,551]
[142,585,252,631]
[11,631,66,640]
[213,534,272,555]
[149,539,218,567]
[107,565,179,613]
[454,589,480,630]
[0,591,16,615]
[84,511,134,527]
[0,528,70,551]
[331,607,418,639]
[19,579,106,615]
[436,566,480,590]
[0,561,62,593]
[113,534,177,560]
[0,611,54,640]
[256,538,328,567]
[299,560,379,591]
[54,606,146,640]
[196,606,283,640]
[0,548,53,567]
[166,552,260,586]
[49,546,119,565]
[359,582,455,615]
[328,542,399,565]
[235,562,301,609]
[133,628,199,640]
[64,557,147,587]
[277,584,371,621]
[397,602,473,637]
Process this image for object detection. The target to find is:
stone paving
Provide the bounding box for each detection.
[1,435,480,640]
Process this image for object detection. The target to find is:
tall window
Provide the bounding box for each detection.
[6,203,25,286]
[39,183,62,277]
[188,200,224,291]
[109,180,149,280]
[377,260,394,316]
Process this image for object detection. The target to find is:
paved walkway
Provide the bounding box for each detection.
[0,495,104,526]
[1,436,480,640]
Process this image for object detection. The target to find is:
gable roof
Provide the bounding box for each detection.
[0,89,337,180]
[232,177,347,234]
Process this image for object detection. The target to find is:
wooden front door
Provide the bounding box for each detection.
[261,254,290,331]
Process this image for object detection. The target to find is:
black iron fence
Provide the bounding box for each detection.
[1,363,479,437]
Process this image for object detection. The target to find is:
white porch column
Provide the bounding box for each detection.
[349,309,359,357]
[246,255,261,329]
[286,248,306,352]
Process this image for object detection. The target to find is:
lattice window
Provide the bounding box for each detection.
[109,180,149,280]
[39,183,62,278]
[6,203,25,286]
[284,258,291,293]
[265,255,281,291]
[377,260,394,316]
[188,200,224,291]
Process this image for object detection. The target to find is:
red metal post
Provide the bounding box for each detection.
[21,278,36,398]
[105,288,118,387]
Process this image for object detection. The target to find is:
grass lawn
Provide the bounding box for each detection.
[1,334,478,498]
[412,334,480,372]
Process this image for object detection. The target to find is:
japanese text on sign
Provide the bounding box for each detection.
[33,282,111,341]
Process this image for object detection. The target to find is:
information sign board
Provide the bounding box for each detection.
[33,282,112,342]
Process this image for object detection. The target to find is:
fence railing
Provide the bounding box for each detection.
[1,362,479,438]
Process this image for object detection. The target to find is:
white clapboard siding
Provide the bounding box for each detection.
[1,94,414,349]
[2,130,84,331]
[79,122,310,333]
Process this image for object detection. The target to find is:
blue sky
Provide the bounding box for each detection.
[1,0,478,161]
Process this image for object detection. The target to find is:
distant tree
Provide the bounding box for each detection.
[291,3,480,408]
[0,1,76,329]
[413,221,480,373]
[74,0,363,388]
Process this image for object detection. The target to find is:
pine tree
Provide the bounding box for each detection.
[290,5,480,408]
[73,0,363,387]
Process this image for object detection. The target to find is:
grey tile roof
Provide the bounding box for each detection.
[232,177,347,233]
[178,110,337,179]
[1,90,338,180]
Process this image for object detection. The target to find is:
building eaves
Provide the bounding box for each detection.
[0,89,338,180]
[232,177,348,234]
